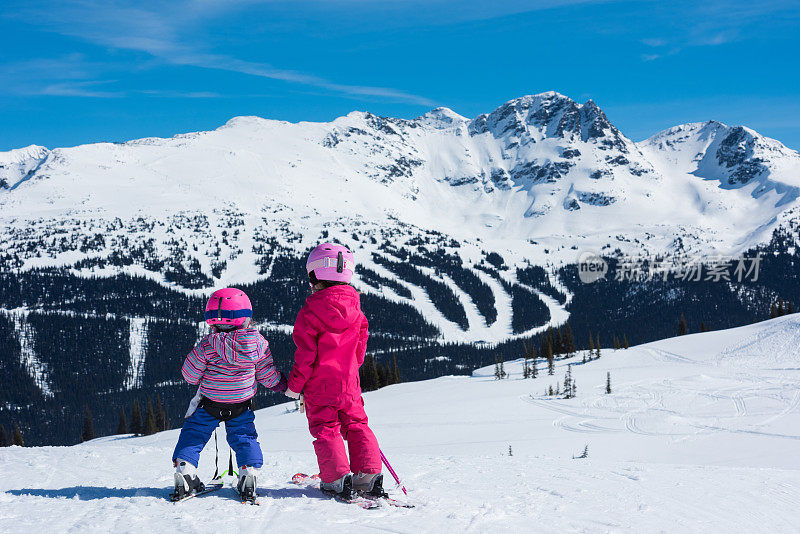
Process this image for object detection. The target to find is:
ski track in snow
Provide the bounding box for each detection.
[3,316,800,531]
[5,309,53,398]
[124,318,148,390]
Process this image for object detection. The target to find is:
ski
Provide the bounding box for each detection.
[291,473,379,509]
[169,482,224,503]
[358,493,415,508]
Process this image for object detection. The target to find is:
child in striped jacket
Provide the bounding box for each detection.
[171,288,287,502]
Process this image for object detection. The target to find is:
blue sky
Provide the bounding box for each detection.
[1,0,798,151]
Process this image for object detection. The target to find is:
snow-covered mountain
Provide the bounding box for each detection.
[2,92,799,269]
[642,120,800,206]
[0,144,49,190]
[2,314,799,532]
[2,92,799,343]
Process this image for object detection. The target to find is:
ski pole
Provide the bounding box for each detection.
[379,448,407,495]
[211,429,220,481]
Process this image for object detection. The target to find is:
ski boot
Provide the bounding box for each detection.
[171,459,205,501]
[353,472,388,498]
[236,465,259,503]
[320,473,356,500]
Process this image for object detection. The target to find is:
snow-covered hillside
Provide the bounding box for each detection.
[2,92,799,344]
[2,92,799,273]
[2,315,799,532]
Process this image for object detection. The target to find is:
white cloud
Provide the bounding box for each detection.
[37,81,124,98]
[5,0,437,106]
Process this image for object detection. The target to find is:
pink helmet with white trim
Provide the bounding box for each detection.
[306,243,355,284]
[205,287,252,328]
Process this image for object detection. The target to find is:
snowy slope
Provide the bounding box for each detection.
[2,93,799,270]
[2,315,800,532]
[0,144,49,190]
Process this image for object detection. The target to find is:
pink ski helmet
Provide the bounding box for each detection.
[306,243,355,284]
[204,287,252,328]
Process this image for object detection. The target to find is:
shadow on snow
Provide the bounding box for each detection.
[6,485,326,501]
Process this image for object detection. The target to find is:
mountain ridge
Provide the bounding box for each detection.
[1,91,799,291]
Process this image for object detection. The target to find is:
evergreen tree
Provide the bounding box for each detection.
[155,394,166,432]
[392,354,401,384]
[508,445,513,457]
[494,356,501,380]
[81,405,95,442]
[595,333,601,359]
[499,355,507,379]
[162,403,170,431]
[777,298,785,317]
[12,423,23,446]
[531,355,538,378]
[0,425,8,447]
[369,356,381,389]
[360,354,380,392]
[623,334,629,349]
[700,321,708,332]
[563,322,577,355]
[522,356,530,379]
[143,399,158,435]
[789,300,795,314]
[563,365,574,399]
[376,362,389,388]
[116,408,127,435]
[555,328,564,355]
[545,340,555,375]
[606,372,612,394]
[770,302,778,318]
[130,400,143,436]
[548,385,554,396]
[677,313,688,336]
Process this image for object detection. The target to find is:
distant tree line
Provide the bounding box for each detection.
[0,423,25,447]
[359,354,402,392]
[560,226,800,348]
[770,297,795,318]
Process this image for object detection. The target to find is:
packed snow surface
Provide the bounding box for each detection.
[2,315,800,532]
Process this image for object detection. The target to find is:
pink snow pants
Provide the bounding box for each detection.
[304,393,381,483]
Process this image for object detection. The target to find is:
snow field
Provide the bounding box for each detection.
[1,315,800,532]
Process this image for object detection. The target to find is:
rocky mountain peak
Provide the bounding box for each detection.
[416,107,468,129]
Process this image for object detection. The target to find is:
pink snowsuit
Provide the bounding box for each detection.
[288,285,381,483]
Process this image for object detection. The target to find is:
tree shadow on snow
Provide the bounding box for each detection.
[6,486,167,500]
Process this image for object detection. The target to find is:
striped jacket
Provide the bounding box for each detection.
[181,328,280,403]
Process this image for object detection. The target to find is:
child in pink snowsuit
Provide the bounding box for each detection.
[286,243,384,498]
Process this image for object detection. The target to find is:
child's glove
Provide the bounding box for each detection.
[270,372,288,393]
[285,389,301,400]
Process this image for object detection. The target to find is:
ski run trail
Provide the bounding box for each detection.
[2,315,800,533]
